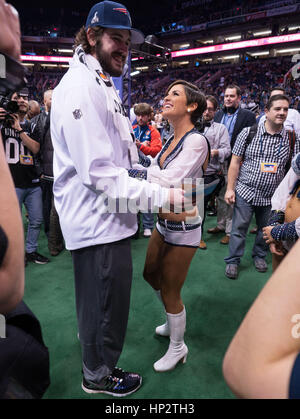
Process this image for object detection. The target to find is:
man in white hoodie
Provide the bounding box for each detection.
[51,1,183,397]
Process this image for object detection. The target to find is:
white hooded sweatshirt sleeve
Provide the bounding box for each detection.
[51,53,168,250]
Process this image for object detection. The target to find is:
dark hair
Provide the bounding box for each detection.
[270,86,285,95]
[225,84,241,97]
[134,103,153,116]
[206,95,218,111]
[266,94,290,110]
[74,26,104,54]
[165,79,207,125]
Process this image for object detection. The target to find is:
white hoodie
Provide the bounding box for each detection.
[51,49,167,250]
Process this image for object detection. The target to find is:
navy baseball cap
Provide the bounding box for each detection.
[85,1,144,45]
[18,87,29,97]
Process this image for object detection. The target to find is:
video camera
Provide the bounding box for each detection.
[0,95,19,127]
[0,53,27,127]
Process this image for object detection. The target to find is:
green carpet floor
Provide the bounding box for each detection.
[23,214,270,399]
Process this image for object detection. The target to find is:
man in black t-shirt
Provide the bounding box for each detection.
[0,89,49,265]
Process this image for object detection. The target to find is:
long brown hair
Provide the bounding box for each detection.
[73,26,104,54]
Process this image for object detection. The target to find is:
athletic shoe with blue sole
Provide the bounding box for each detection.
[82,368,142,397]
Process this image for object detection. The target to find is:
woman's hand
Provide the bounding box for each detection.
[269,241,285,256]
[262,226,274,244]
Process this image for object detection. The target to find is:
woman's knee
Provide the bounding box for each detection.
[143,265,160,288]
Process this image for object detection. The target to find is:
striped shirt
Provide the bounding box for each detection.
[232,122,300,206]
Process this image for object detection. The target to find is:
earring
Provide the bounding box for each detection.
[187,109,190,112]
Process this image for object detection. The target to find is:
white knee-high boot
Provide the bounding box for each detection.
[153,307,188,372]
[154,290,169,337]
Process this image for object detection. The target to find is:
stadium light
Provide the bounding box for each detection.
[277,48,300,53]
[171,33,300,59]
[179,43,190,49]
[225,35,241,41]
[223,55,239,59]
[57,49,73,53]
[130,70,140,76]
[253,30,272,36]
[250,51,270,56]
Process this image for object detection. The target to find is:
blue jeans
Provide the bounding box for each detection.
[16,186,43,253]
[224,192,271,266]
[141,212,154,230]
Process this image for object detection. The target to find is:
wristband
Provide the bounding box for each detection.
[127,168,147,180]
[18,129,25,134]
[268,210,285,226]
[271,221,297,241]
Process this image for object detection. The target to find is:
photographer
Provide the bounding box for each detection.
[0,89,49,265]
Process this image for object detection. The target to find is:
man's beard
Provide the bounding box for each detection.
[18,105,28,117]
[95,39,125,77]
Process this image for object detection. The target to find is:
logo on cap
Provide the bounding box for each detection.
[113,7,128,14]
[91,11,99,24]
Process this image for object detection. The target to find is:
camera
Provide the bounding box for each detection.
[0,95,19,113]
[0,95,19,127]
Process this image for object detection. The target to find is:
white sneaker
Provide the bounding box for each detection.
[143,229,152,237]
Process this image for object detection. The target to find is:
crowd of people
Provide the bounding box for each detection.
[131,57,300,114]
[2,0,300,400]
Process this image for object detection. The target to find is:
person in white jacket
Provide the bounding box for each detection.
[50,1,184,397]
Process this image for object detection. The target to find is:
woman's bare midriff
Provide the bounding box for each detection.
[158,206,199,223]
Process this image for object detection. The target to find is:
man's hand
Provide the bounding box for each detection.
[262,225,275,244]
[225,189,235,205]
[0,0,21,60]
[136,139,150,147]
[9,113,21,131]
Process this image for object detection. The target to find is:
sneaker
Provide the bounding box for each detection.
[143,228,152,237]
[25,252,50,265]
[82,369,142,397]
[225,264,238,279]
[254,258,268,273]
